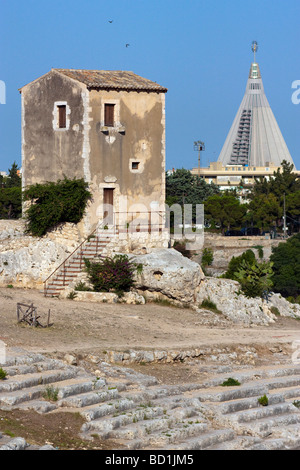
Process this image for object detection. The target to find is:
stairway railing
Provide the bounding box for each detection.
[43,211,166,296]
[43,227,99,296]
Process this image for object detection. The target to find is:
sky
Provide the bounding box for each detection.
[0,0,299,173]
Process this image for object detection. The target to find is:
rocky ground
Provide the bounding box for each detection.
[1,286,300,451]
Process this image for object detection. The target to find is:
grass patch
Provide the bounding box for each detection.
[270,306,280,316]
[199,298,222,314]
[42,385,59,402]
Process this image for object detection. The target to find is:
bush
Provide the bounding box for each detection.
[270,234,300,298]
[0,368,7,380]
[85,255,142,296]
[74,281,92,291]
[234,259,274,298]
[222,250,256,280]
[0,187,22,219]
[23,177,92,236]
[221,378,241,387]
[258,395,269,406]
[201,248,214,267]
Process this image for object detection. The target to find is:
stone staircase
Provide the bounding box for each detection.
[43,231,115,297]
[1,349,300,450]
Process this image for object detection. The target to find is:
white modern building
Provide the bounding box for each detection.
[217,41,295,169]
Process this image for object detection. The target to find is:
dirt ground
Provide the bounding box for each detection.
[1,286,300,450]
[1,286,300,356]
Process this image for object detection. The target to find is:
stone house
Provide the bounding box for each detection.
[19,69,168,242]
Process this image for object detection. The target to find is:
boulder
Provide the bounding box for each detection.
[130,248,205,304]
[196,277,276,325]
[196,277,300,325]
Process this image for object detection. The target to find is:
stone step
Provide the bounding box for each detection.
[0,435,56,451]
[81,405,166,437]
[228,402,296,425]
[240,412,300,438]
[164,428,236,450]
[249,438,300,450]
[0,367,78,394]
[114,416,208,450]
[217,393,285,414]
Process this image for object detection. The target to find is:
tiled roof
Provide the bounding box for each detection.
[53,69,167,93]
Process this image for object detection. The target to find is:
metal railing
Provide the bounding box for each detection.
[43,211,166,296]
[101,211,166,234]
[43,227,99,296]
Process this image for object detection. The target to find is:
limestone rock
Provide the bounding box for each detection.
[130,248,204,304]
[196,277,277,325]
[268,293,300,319]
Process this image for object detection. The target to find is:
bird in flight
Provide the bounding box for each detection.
[108,20,113,23]
[126,43,130,47]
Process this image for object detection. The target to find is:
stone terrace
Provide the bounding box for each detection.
[1,349,300,450]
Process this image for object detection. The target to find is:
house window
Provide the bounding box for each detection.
[58,105,66,128]
[104,104,115,127]
[131,162,140,170]
[53,101,70,131]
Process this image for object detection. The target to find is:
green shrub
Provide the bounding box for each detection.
[67,290,77,300]
[234,259,274,298]
[85,255,142,296]
[201,248,214,267]
[43,385,59,402]
[221,378,241,387]
[222,250,256,280]
[74,281,92,291]
[23,177,92,237]
[0,368,7,380]
[258,394,269,406]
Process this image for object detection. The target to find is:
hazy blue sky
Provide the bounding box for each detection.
[0,0,299,173]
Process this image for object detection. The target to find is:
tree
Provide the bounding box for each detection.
[0,187,22,219]
[286,190,300,233]
[6,162,22,188]
[245,193,282,233]
[166,169,219,207]
[204,193,246,234]
[0,162,22,219]
[270,233,300,298]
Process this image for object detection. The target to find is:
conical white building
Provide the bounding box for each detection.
[217,42,295,169]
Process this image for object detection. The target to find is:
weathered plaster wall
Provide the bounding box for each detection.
[86,89,166,231]
[21,71,87,190]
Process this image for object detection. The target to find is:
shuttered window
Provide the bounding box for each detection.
[58,105,67,128]
[104,104,115,127]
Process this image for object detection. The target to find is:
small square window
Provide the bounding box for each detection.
[132,162,140,170]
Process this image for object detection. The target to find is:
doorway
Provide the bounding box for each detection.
[103,188,114,225]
